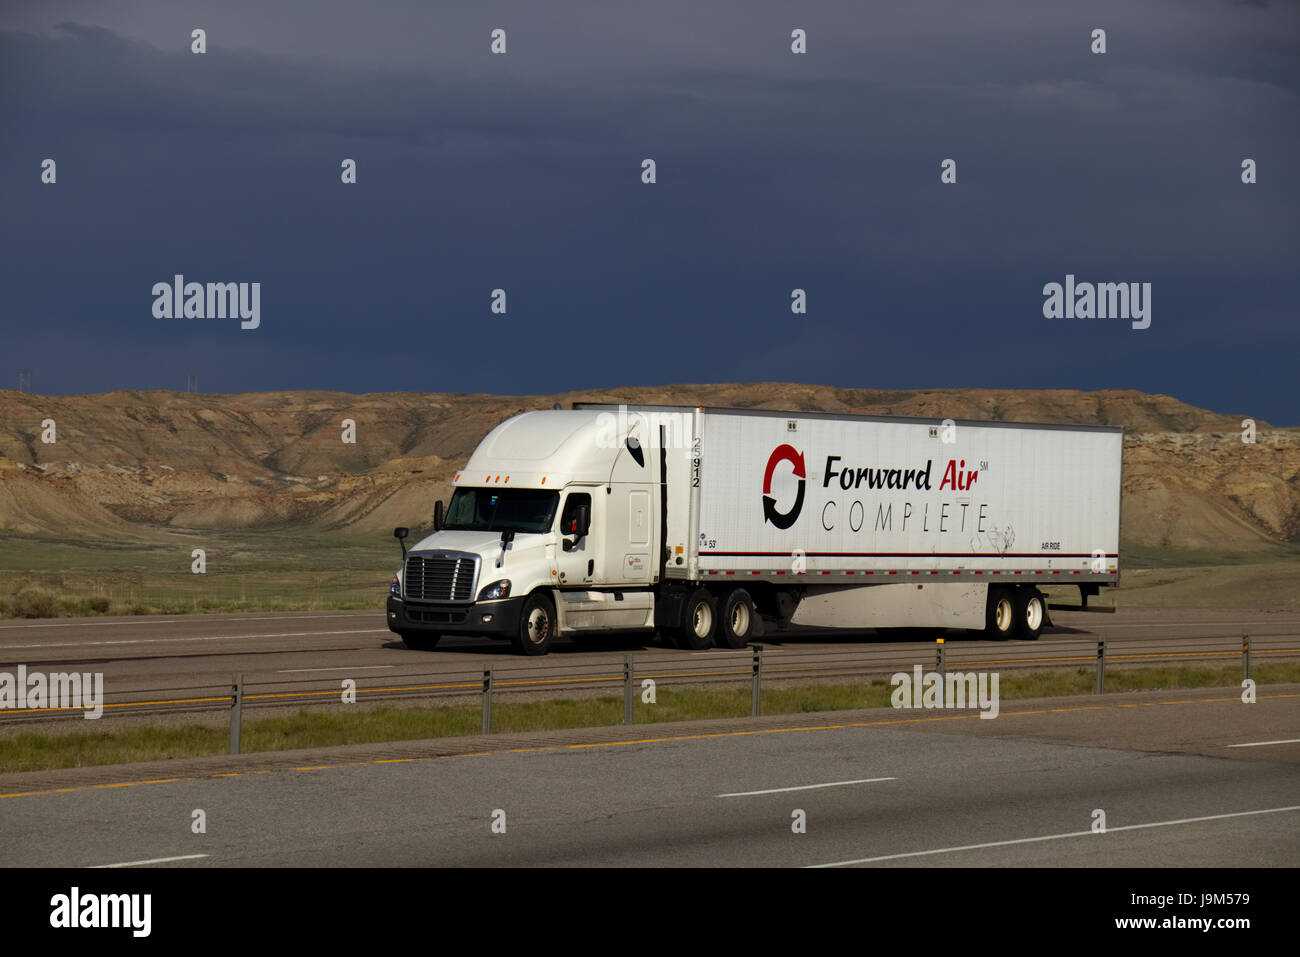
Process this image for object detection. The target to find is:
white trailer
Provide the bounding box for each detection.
[386,404,1121,654]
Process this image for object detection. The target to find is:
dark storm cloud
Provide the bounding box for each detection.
[0,1,1296,421]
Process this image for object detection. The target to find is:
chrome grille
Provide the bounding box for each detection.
[404,554,477,602]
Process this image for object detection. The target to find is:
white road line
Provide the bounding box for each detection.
[277,665,395,673]
[718,777,896,798]
[90,854,209,868]
[0,628,389,650]
[809,805,1300,868]
[0,612,377,630]
[1227,738,1300,748]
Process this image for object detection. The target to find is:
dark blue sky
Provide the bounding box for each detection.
[2,1,1297,422]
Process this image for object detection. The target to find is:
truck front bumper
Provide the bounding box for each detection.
[386,595,524,639]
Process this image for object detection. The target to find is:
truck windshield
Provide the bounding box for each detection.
[444,488,560,534]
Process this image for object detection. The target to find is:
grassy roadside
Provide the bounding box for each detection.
[0,531,397,617]
[3,662,1296,774]
[3,535,1299,618]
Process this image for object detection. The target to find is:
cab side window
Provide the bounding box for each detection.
[560,493,591,535]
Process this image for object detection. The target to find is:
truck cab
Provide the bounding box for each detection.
[386,409,661,654]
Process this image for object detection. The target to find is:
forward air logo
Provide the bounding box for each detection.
[762,444,805,529]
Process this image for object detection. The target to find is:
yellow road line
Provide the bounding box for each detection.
[0,691,1295,800]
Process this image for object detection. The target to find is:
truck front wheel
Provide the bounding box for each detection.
[675,589,717,651]
[511,593,556,656]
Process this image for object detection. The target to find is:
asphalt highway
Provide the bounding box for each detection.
[1,685,1296,866]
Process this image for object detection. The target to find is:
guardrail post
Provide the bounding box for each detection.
[1096,640,1106,695]
[1242,635,1251,681]
[229,673,243,755]
[936,637,946,682]
[751,645,763,717]
[482,668,493,735]
[623,655,635,725]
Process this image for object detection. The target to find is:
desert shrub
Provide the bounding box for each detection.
[12,587,58,618]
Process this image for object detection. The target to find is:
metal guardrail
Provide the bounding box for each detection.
[1,635,1295,753]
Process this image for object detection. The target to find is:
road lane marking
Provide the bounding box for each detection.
[718,777,896,797]
[809,805,1300,867]
[2,692,1297,801]
[1227,738,1300,748]
[90,854,209,868]
[0,628,389,650]
[0,613,378,630]
[277,665,395,673]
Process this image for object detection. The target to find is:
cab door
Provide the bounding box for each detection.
[554,489,596,586]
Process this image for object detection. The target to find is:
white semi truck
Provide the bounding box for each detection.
[386,404,1122,655]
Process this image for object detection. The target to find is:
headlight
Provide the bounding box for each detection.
[390,574,401,597]
[478,579,511,600]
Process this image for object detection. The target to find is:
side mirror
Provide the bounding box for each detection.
[433,500,445,532]
[496,529,514,568]
[394,526,409,559]
[575,504,590,538]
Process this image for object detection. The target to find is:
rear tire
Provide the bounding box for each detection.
[511,593,556,656]
[716,589,756,649]
[984,587,1015,640]
[675,588,717,650]
[400,631,441,651]
[1014,588,1045,641]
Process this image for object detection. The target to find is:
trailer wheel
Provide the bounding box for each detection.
[511,593,556,656]
[675,589,717,651]
[400,631,441,651]
[1015,588,1045,641]
[984,587,1016,640]
[716,589,756,649]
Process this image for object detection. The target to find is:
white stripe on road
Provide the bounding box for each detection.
[809,805,1300,867]
[718,777,896,798]
[277,665,395,673]
[0,629,389,651]
[0,612,377,630]
[91,854,209,868]
[1227,738,1300,748]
